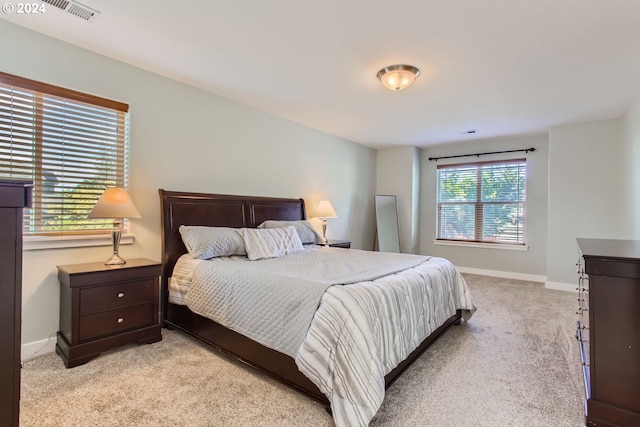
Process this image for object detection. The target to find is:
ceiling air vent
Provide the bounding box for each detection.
[41,0,100,21]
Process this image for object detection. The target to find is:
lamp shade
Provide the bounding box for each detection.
[377,64,420,91]
[88,188,141,219]
[316,200,337,218]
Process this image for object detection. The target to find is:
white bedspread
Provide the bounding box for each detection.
[185,247,430,357]
[296,255,475,427]
[172,247,476,427]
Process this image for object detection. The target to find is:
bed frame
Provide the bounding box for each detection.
[159,189,461,407]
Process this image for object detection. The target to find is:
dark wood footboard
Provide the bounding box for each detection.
[385,309,462,388]
[166,300,461,405]
[165,302,328,404]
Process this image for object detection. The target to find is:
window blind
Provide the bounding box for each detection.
[436,159,526,244]
[0,72,129,235]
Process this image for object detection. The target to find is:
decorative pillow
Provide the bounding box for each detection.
[258,219,323,244]
[179,225,247,259]
[239,226,304,260]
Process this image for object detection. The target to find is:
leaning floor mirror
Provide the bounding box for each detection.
[374,194,400,253]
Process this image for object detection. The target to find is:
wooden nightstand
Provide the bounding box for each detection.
[322,240,351,249]
[56,258,162,368]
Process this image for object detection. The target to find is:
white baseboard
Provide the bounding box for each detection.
[545,281,578,293]
[457,266,576,293]
[22,335,57,361]
[457,266,546,283]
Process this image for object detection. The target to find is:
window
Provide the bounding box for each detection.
[436,159,526,245]
[0,72,129,235]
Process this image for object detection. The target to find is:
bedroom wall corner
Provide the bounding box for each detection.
[376,146,421,254]
[547,118,624,285]
[419,134,548,276]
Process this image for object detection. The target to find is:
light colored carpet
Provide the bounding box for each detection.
[20,274,586,426]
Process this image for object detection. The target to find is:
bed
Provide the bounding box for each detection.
[159,189,475,426]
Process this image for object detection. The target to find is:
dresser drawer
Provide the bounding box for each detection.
[576,321,589,365]
[576,275,589,326]
[79,303,154,342]
[576,321,591,400]
[80,279,156,315]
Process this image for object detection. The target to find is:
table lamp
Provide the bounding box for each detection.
[88,188,141,265]
[315,200,337,245]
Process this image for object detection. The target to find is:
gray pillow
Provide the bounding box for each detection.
[179,225,247,259]
[257,219,322,244]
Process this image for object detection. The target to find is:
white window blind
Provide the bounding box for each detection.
[436,159,526,244]
[0,72,129,235]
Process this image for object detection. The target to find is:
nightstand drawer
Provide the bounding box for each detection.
[79,303,154,342]
[80,279,156,315]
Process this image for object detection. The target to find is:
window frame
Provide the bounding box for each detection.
[0,71,130,239]
[435,158,527,246]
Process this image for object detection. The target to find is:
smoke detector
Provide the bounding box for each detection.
[41,0,100,21]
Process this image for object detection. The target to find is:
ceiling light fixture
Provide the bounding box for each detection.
[377,64,420,91]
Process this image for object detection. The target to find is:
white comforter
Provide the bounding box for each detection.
[171,247,475,427]
[296,254,474,427]
[185,247,431,357]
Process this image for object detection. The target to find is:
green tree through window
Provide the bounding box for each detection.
[436,159,526,244]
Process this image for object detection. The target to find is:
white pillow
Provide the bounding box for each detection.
[258,219,323,244]
[239,226,304,261]
[179,226,247,259]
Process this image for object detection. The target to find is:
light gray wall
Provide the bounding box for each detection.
[546,118,624,284]
[1,21,377,349]
[420,134,549,277]
[376,146,420,254]
[622,99,640,239]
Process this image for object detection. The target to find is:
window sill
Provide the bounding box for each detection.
[24,234,134,251]
[433,240,528,251]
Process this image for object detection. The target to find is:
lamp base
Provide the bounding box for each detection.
[321,218,328,245]
[104,253,126,265]
[105,221,126,265]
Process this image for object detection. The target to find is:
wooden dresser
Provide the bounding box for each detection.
[576,238,640,427]
[0,179,33,427]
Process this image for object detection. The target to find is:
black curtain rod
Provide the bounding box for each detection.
[428,147,536,162]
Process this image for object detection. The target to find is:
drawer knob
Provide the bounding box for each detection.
[117,318,124,324]
[577,321,587,330]
[117,292,125,298]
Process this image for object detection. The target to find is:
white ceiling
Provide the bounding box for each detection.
[3,0,640,148]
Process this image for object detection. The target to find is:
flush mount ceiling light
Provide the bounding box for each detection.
[377,64,420,91]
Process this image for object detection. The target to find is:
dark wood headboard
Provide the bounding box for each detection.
[158,189,306,292]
